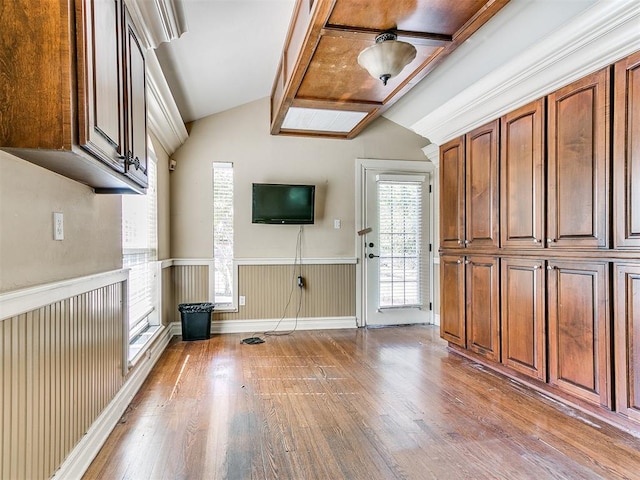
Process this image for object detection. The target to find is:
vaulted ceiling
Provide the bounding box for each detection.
[149,0,629,144]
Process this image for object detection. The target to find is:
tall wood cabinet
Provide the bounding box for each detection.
[440,120,499,250]
[440,52,640,430]
[1,0,148,193]
[614,51,640,248]
[547,261,610,407]
[500,99,545,248]
[440,254,499,361]
[614,264,640,423]
[547,68,609,249]
[501,258,545,381]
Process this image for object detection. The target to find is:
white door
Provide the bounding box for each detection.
[362,166,432,326]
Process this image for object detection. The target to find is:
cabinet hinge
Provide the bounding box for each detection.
[429,302,433,311]
[429,243,432,252]
[429,185,432,193]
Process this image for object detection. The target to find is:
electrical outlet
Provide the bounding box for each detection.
[334,219,341,229]
[53,212,64,241]
[297,276,304,288]
[239,295,246,306]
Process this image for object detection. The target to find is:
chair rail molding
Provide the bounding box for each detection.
[411,0,640,145]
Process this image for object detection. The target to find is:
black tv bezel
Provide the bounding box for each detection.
[251,183,316,225]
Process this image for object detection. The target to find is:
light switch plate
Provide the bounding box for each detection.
[53,212,64,241]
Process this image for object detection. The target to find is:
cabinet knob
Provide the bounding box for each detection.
[533,265,540,270]
[533,238,542,243]
[546,238,556,243]
[456,259,462,264]
[457,240,462,245]
[464,240,470,245]
[464,260,470,264]
[547,265,555,270]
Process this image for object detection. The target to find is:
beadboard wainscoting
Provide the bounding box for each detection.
[166,258,358,332]
[0,258,357,479]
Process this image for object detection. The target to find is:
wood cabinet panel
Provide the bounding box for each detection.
[614,264,640,423]
[501,258,545,380]
[440,255,465,347]
[465,120,499,249]
[440,137,465,249]
[548,260,610,407]
[547,68,610,249]
[466,256,499,361]
[500,99,545,249]
[123,8,148,188]
[76,0,125,171]
[614,51,640,248]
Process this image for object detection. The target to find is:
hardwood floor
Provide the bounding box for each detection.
[84,326,640,479]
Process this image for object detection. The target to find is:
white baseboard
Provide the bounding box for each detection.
[433,313,440,326]
[172,316,358,336]
[52,326,172,480]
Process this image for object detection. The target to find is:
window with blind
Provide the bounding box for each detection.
[213,162,233,306]
[122,144,158,339]
[377,180,426,309]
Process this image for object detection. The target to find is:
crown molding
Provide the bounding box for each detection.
[146,52,188,155]
[411,0,640,146]
[125,0,187,50]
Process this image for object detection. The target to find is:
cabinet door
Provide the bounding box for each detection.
[76,0,125,171]
[501,258,545,380]
[500,99,545,249]
[440,255,466,347]
[547,68,610,249]
[466,256,500,361]
[614,51,640,248]
[614,264,640,423]
[548,260,610,407]
[123,8,148,188]
[465,120,499,248]
[440,137,465,249]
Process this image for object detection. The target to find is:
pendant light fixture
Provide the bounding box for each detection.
[357,32,417,86]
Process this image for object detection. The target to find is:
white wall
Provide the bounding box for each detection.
[169,97,428,259]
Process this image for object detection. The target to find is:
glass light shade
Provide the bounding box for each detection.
[357,39,417,85]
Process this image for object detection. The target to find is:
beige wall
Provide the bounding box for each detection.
[0,151,122,292]
[170,97,428,259]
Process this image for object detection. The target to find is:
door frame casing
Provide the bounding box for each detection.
[355,158,435,327]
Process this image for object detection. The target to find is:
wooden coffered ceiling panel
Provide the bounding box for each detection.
[271,0,510,139]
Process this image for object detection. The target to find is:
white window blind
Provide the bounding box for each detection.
[377,180,425,309]
[213,162,233,305]
[122,148,158,339]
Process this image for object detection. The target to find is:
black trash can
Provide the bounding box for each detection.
[178,302,215,341]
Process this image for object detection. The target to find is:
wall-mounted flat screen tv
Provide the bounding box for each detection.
[252,183,315,224]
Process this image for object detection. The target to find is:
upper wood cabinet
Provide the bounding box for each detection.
[547,260,610,408]
[465,255,500,361]
[440,120,499,250]
[440,137,466,249]
[614,264,640,423]
[614,51,640,249]
[501,258,545,381]
[547,68,610,249]
[500,99,545,249]
[465,121,500,249]
[0,0,147,193]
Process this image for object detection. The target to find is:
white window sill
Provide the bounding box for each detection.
[128,324,163,368]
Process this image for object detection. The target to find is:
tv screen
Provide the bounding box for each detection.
[252,183,315,224]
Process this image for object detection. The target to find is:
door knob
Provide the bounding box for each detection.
[368,253,379,259]
[368,242,374,248]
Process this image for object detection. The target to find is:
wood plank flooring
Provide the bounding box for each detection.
[84,326,640,479]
